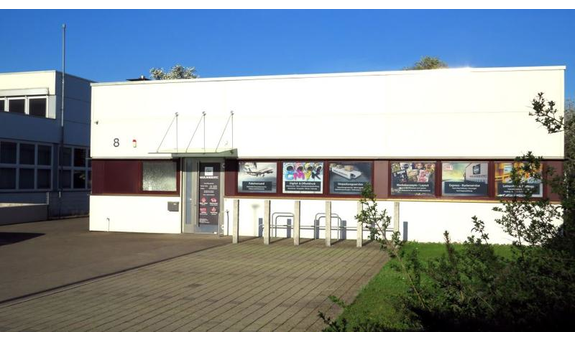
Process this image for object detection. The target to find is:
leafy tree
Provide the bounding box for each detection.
[405,94,575,331]
[149,64,198,80]
[322,93,575,331]
[404,56,448,70]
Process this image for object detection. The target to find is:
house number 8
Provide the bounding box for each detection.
[113,138,120,147]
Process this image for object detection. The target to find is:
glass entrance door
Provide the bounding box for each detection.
[183,159,224,234]
[183,158,195,233]
[197,162,222,234]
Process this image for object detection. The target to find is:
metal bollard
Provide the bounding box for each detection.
[403,221,408,242]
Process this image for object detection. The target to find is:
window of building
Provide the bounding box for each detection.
[1,96,49,118]
[73,170,86,189]
[59,146,90,190]
[29,98,47,117]
[60,147,72,166]
[328,161,373,195]
[8,98,25,114]
[19,168,35,189]
[37,169,51,189]
[0,141,17,164]
[37,145,51,166]
[20,143,35,165]
[142,161,177,192]
[61,170,72,189]
[390,161,437,196]
[0,168,16,190]
[441,162,489,197]
[74,148,86,167]
[0,140,52,191]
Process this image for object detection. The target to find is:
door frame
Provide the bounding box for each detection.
[181,157,225,235]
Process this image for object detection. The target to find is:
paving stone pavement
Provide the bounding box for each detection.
[0,238,387,332]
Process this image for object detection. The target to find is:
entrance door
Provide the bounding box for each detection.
[197,161,222,234]
[182,158,224,234]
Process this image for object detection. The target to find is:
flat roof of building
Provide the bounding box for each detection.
[92,65,566,88]
[0,70,95,83]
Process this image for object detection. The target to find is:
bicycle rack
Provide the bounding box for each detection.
[271,212,294,238]
[313,212,346,240]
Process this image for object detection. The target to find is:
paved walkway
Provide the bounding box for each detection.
[0,238,386,332]
[0,218,230,302]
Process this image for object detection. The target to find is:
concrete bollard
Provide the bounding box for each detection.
[325,201,332,247]
[394,201,400,233]
[232,200,240,244]
[263,200,271,245]
[294,201,301,246]
[357,201,363,248]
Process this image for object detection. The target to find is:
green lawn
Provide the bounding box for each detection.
[334,242,513,331]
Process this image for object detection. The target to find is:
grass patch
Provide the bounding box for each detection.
[334,242,513,331]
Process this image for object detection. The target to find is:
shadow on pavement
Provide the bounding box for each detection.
[0,232,44,247]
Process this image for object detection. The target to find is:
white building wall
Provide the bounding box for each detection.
[91,66,565,243]
[91,66,564,160]
[222,198,541,244]
[0,71,57,93]
[90,195,181,233]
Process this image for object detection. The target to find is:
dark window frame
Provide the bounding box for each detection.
[7,98,26,114]
[28,97,48,117]
[142,160,179,193]
[0,95,50,118]
[91,159,180,197]
[0,140,52,192]
[60,146,91,191]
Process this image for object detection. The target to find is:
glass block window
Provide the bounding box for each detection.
[142,161,177,192]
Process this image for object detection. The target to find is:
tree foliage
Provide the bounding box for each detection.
[322,93,575,331]
[404,94,575,331]
[404,56,448,70]
[149,64,198,80]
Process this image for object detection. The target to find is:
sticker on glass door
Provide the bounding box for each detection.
[198,163,220,234]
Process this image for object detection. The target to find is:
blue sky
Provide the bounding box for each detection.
[1,9,574,99]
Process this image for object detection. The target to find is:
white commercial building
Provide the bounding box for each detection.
[89,66,565,244]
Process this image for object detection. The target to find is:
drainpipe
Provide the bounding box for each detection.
[58,23,66,219]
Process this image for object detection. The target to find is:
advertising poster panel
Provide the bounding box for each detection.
[328,161,372,195]
[237,162,277,193]
[391,162,436,196]
[283,161,323,194]
[199,163,220,226]
[495,162,543,197]
[442,162,489,196]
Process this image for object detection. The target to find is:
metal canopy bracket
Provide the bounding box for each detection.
[152,110,236,157]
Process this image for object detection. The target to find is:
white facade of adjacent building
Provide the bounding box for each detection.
[89,66,565,244]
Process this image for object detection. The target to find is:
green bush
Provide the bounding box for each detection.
[322,93,575,331]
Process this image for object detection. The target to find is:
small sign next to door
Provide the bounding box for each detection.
[167,202,180,212]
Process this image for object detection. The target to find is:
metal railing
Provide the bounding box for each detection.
[271,212,294,238]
